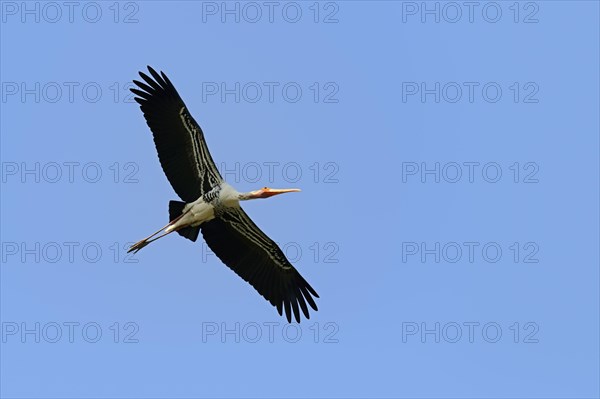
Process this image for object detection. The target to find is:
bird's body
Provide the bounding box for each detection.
[128,66,319,323]
[166,183,235,233]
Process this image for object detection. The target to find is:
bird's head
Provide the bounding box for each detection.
[242,187,301,200]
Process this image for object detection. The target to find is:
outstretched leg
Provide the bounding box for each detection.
[128,212,186,254]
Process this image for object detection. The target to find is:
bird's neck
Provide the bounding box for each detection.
[216,183,245,204]
[238,192,255,201]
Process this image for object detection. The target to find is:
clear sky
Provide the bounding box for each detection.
[1,1,599,398]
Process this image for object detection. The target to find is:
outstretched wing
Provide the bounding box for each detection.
[201,207,319,323]
[131,66,222,201]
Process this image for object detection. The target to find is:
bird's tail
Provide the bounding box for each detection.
[169,201,200,242]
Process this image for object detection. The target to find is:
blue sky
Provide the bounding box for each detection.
[1,1,599,398]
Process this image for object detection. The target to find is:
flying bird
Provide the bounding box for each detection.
[128,66,318,323]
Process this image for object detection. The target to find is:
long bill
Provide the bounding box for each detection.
[241,187,301,200]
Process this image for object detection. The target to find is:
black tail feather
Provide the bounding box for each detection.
[169,200,200,242]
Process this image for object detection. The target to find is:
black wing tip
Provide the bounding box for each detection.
[161,71,172,86]
[132,67,183,108]
[138,69,164,91]
[292,305,300,323]
[140,65,160,78]
[281,308,311,324]
[132,79,146,88]
[130,88,148,97]
[277,282,319,323]
[145,66,172,84]
[147,66,165,84]
[138,70,150,81]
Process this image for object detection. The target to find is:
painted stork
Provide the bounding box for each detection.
[127,66,319,323]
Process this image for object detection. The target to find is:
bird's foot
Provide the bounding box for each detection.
[128,239,149,254]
